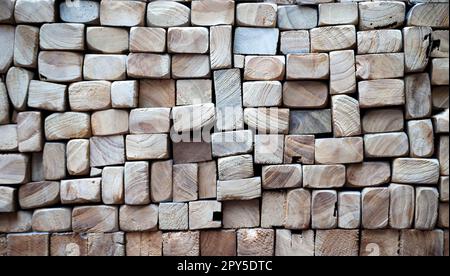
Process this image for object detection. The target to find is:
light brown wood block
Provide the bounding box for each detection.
[14,0,55,23]
[86,232,125,256]
[362,109,404,134]
[433,109,449,134]
[359,79,405,108]
[283,81,328,108]
[347,162,391,188]
[68,81,111,111]
[254,134,284,165]
[0,0,15,23]
[172,103,216,132]
[362,188,390,229]
[150,160,172,203]
[407,3,449,28]
[236,3,277,27]
[72,205,119,233]
[0,211,32,233]
[66,139,90,176]
[415,187,439,230]
[392,158,440,185]
[139,80,175,108]
[0,186,16,213]
[38,51,83,83]
[91,109,129,136]
[356,53,405,80]
[86,27,129,54]
[130,27,166,53]
[173,140,213,165]
[318,2,358,26]
[200,230,236,256]
[338,191,361,229]
[17,112,43,152]
[358,1,405,30]
[146,1,191,28]
[173,164,198,203]
[432,86,449,110]
[0,154,30,185]
[40,23,84,51]
[32,208,72,232]
[126,232,162,256]
[0,125,17,152]
[6,67,33,110]
[45,112,91,140]
[360,230,400,256]
[18,181,59,210]
[389,184,415,229]
[189,200,222,230]
[261,191,286,228]
[100,0,145,27]
[13,25,39,68]
[126,134,170,161]
[311,25,356,52]
[408,120,434,158]
[277,5,318,30]
[172,54,211,79]
[400,229,444,256]
[330,50,356,95]
[275,229,314,256]
[223,199,260,229]
[101,167,124,205]
[168,27,208,54]
[237,229,274,257]
[60,178,101,205]
[284,135,315,165]
[332,95,361,137]
[119,205,158,232]
[364,132,410,158]
[0,25,14,73]
[439,136,449,176]
[90,135,125,167]
[405,73,432,119]
[262,164,302,190]
[440,177,449,202]
[28,80,66,112]
[111,80,138,109]
[431,30,449,58]
[287,54,329,80]
[127,53,171,79]
[50,233,88,256]
[43,143,65,181]
[304,165,346,189]
[211,130,253,158]
[312,190,338,229]
[124,162,150,206]
[83,54,127,81]
[244,108,289,134]
[243,81,282,107]
[176,80,212,106]
[315,230,359,256]
[244,56,285,81]
[217,177,262,201]
[7,233,49,256]
[315,137,364,164]
[162,231,200,257]
[431,58,450,85]
[357,30,403,54]
[280,30,310,54]
[199,161,217,200]
[191,0,235,26]
[218,155,254,181]
[159,202,188,231]
[284,189,311,230]
[404,27,432,73]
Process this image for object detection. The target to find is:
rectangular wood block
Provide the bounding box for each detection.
[312,190,338,229]
[126,134,169,161]
[275,229,314,256]
[124,161,150,205]
[362,188,390,230]
[315,137,364,164]
[357,30,403,54]
[38,51,83,83]
[101,167,124,205]
[7,233,49,256]
[356,53,405,80]
[126,232,162,256]
[162,231,200,257]
[18,181,59,210]
[222,199,260,229]
[173,164,198,202]
[83,54,127,81]
[304,165,346,189]
[315,230,359,256]
[61,178,101,205]
[217,177,262,201]
[287,54,329,80]
[90,135,125,167]
[72,206,119,233]
[237,229,274,257]
[338,192,361,229]
[290,110,332,135]
[392,158,440,184]
[159,202,188,231]
[201,230,236,256]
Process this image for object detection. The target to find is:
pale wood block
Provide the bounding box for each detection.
[408,120,434,158]
[318,2,358,26]
[172,54,211,79]
[119,205,158,232]
[283,81,328,109]
[431,30,449,58]
[100,0,145,27]
[243,81,282,107]
[40,23,84,51]
[176,79,212,105]
[284,189,311,230]
[262,165,302,190]
[0,125,18,152]
[400,229,444,256]
[362,188,390,229]
[359,79,405,108]
[60,178,101,205]
[111,80,138,109]
[14,0,55,23]
[7,233,49,256]
[347,162,391,188]
[255,135,284,165]
[360,230,400,256]
[364,132,410,158]
[91,109,129,136]
[223,200,260,229]
[189,200,222,230]
[234,54,245,69]
[415,187,439,230]
[211,130,253,158]
[275,229,314,256]
[358,1,405,30]
[287,53,329,80]
[162,231,200,257]
[332,95,361,137]
[0,0,15,23]
[0,186,16,213]
[284,135,315,165]
[159,202,188,231]
[432,86,449,110]
[0,154,30,185]
[244,56,285,81]
[290,110,332,135]
[433,108,449,133]
[356,53,405,80]
[172,104,216,132]
[68,81,111,112]
[101,167,124,205]
[72,206,118,233]
[357,30,403,54]
[90,135,125,167]
[210,28,232,70]
[405,73,432,119]
[330,50,356,95]
[217,177,261,201]
[261,191,286,228]
[168,27,208,54]
[431,58,450,85]
[200,230,236,256]
[237,229,274,256]
[280,30,310,54]
[146,1,191,28]
[18,181,59,210]
[6,67,33,110]
[59,0,99,24]
[315,137,363,164]
[439,136,449,176]
[32,208,71,232]
[28,81,66,112]
[50,233,88,256]
[407,3,449,28]
[139,80,175,108]
[362,109,404,134]
[440,176,449,202]
[0,211,32,233]
[389,184,415,229]
[38,51,83,83]
[311,25,356,53]
[83,54,127,81]
[199,161,217,200]
[127,53,171,79]
[86,27,129,53]
[236,3,277,27]
[315,230,359,256]
[126,232,162,256]
[244,108,289,134]
[304,165,345,189]
[173,163,198,203]
[191,0,234,26]
[86,232,125,256]
[150,160,172,203]
[126,134,169,161]
[124,161,150,205]
[13,25,39,68]
[173,140,213,165]
[234,27,279,55]
[43,143,65,181]
[392,158,440,184]
[312,190,338,229]
[66,139,90,176]
[0,25,14,74]
[130,27,166,53]
[338,192,361,230]
[404,27,432,73]
[218,155,253,181]
[277,5,317,30]
[90,167,102,178]
[0,83,9,124]
[439,203,449,228]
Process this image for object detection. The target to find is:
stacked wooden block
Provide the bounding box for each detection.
[0,0,449,256]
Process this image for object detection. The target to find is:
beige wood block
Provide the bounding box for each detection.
[0,154,30,185]
[304,165,345,189]
[50,233,88,256]
[284,189,311,230]
[150,160,172,203]
[392,158,440,184]
[66,139,90,176]
[27,81,66,112]
[59,0,99,24]
[243,81,282,107]
[440,176,449,202]
[237,229,274,257]
[162,231,200,257]
[262,164,302,190]
[290,110,332,134]
[275,229,314,256]
[172,103,215,132]
[338,192,361,229]
[198,161,217,200]
[312,190,338,229]
[86,27,129,54]
[126,134,169,161]
[362,187,390,229]
[318,2,358,26]
[130,27,165,53]
[0,211,32,233]
[223,200,260,229]
[254,134,284,165]
[126,231,162,256]
[210,25,232,70]
[330,50,356,95]
[432,85,449,110]
[0,0,15,23]
[284,135,315,165]
[315,137,364,164]
[100,0,145,27]
[244,56,285,81]
[358,1,405,30]
[18,181,59,210]
[83,54,127,81]
[400,229,444,256]
[415,187,439,230]
[119,205,158,232]
[0,83,9,124]
[32,208,72,232]
[360,230,400,256]
[146,1,191,28]
[173,164,198,203]
[357,30,403,54]
[61,178,101,205]
[7,233,49,256]
[176,79,212,105]
[311,25,356,53]
[364,132,410,158]
[280,30,310,55]
[159,202,188,231]
[90,135,125,167]
[85,232,124,256]
[236,3,277,27]
[211,130,253,158]
[362,109,404,134]
[91,109,128,136]
[43,143,65,181]
[217,177,261,201]
[431,30,449,58]
[68,81,111,111]
[389,184,415,229]
[407,3,449,28]
[234,54,245,69]
[124,161,150,205]
[347,162,391,188]
[16,112,42,153]
[358,79,405,108]
[0,186,16,212]
[405,73,432,119]
[189,200,222,230]
[14,0,55,23]
[45,112,91,141]
[173,140,213,165]
[439,136,449,176]
[433,108,449,134]
[408,120,434,158]
[439,203,449,228]
[332,95,361,137]
[201,230,236,256]
[111,80,138,109]
[101,167,124,205]
[0,125,17,152]
[277,5,318,30]
[218,155,253,181]
[287,54,329,80]
[431,58,450,85]
[244,108,289,134]
[127,53,170,79]
[283,82,328,109]
[191,0,234,26]
[356,53,405,80]
[139,80,175,108]
[404,27,432,73]
[40,23,84,51]
[38,51,83,83]
[0,25,14,74]
[6,67,33,110]
[172,54,211,79]
[168,27,208,54]
[261,191,286,228]
[72,205,118,233]
[13,25,39,68]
